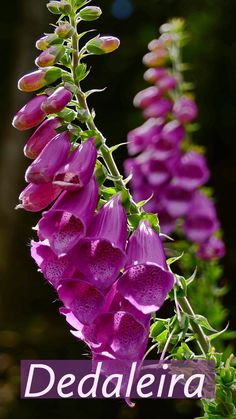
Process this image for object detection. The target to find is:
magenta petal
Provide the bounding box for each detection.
[84,312,148,359]
[25,132,71,184]
[17,182,61,212]
[164,184,193,217]
[38,176,98,255]
[133,86,161,109]
[76,238,126,290]
[31,240,75,288]
[197,236,225,261]
[58,279,105,325]
[125,220,168,269]
[117,263,174,314]
[24,118,61,160]
[42,87,72,114]
[183,191,219,243]
[12,95,47,131]
[174,151,209,190]
[53,138,97,190]
[127,118,164,155]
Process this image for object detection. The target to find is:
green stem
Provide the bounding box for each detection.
[178,296,210,355]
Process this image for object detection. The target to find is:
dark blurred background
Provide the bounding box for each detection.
[0,0,236,418]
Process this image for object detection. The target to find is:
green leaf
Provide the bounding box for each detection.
[167,252,184,265]
[136,194,153,209]
[193,315,217,332]
[209,323,229,341]
[150,320,167,339]
[75,63,90,82]
[186,267,198,286]
[128,214,141,229]
[110,142,128,153]
[141,212,160,233]
[101,187,118,200]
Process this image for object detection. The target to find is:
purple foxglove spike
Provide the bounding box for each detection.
[183,191,219,243]
[12,95,47,131]
[18,68,62,92]
[25,132,71,184]
[197,236,225,261]
[143,67,167,83]
[83,312,148,360]
[37,176,99,255]
[133,86,161,109]
[75,194,127,290]
[173,151,210,190]
[57,279,105,325]
[53,138,97,190]
[127,118,164,155]
[157,75,177,93]
[24,117,62,159]
[143,98,172,119]
[31,240,75,288]
[173,96,198,123]
[41,87,73,114]
[163,183,193,218]
[117,220,174,314]
[16,182,61,212]
[161,120,185,144]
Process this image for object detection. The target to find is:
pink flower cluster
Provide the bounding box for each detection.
[12,48,174,371]
[125,34,225,261]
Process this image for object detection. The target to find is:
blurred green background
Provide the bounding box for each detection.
[0,0,236,418]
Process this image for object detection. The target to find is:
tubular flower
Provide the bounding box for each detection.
[25,132,71,184]
[41,87,73,114]
[24,117,62,159]
[53,137,97,190]
[117,220,174,314]
[18,68,62,92]
[75,194,127,290]
[12,95,47,131]
[37,176,99,255]
[16,182,61,212]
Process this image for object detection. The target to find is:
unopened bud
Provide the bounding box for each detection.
[79,6,102,21]
[41,87,73,114]
[86,36,120,55]
[36,34,63,51]
[18,68,62,92]
[55,23,75,39]
[143,49,169,67]
[35,45,65,67]
[46,1,62,14]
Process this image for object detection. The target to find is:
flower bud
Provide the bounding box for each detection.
[24,117,61,159]
[79,6,102,21]
[55,22,75,39]
[47,1,72,15]
[143,49,168,67]
[220,367,235,386]
[144,68,167,83]
[36,34,63,51]
[35,45,65,68]
[41,87,73,114]
[46,1,62,14]
[158,75,177,93]
[86,36,120,55]
[16,182,61,212]
[18,68,62,92]
[173,96,198,123]
[133,86,161,109]
[12,95,47,131]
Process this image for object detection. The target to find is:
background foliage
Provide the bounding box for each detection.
[0,0,235,418]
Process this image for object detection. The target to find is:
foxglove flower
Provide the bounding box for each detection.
[57,278,105,325]
[41,87,73,114]
[128,118,164,155]
[183,192,219,243]
[133,86,161,109]
[163,183,193,217]
[144,67,167,83]
[143,97,172,119]
[24,117,61,159]
[16,182,61,212]
[158,207,177,236]
[18,68,62,92]
[25,132,71,184]
[12,95,47,131]
[157,75,177,93]
[53,138,97,190]
[139,156,171,187]
[173,96,198,123]
[37,176,98,255]
[161,120,185,144]
[143,49,168,67]
[173,151,209,190]
[75,194,127,290]
[31,239,75,288]
[117,220,174,314]
[197,236,225,261]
